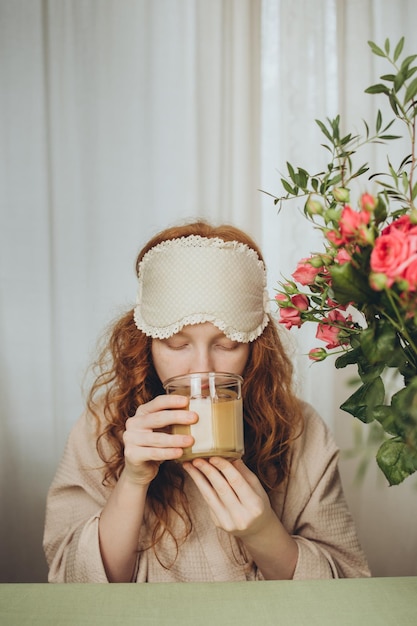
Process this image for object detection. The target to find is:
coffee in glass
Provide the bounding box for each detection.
[163,372,244,461]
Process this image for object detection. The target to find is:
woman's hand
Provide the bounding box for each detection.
[123,395,197,485]
[183,457,274,537]
[100,394,196,582]
[183,456,298,579]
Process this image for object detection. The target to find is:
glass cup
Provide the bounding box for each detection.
[163,371,244,462]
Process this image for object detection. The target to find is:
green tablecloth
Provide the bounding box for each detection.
[1,577,416,625]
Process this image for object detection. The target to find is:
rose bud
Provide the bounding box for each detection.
[305,198,324,216]
[332,187,350,203]
[360,193,377,212]
[309,347,328,361]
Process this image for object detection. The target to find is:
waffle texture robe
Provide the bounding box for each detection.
[43,402,370,582]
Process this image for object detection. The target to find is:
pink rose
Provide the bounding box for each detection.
[316,310,351,349]
[326,205,371,247]
[382,214,414,235]
[400,255,417,290]
[291,257,322,285]
[278,294,309,330]
[360,193,377,212]
[339,205,371,243]
[326,297,348,311]
[370,228,410,283]
[326,229,344,247]
[335,248,352,264]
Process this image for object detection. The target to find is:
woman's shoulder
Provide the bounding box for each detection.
[67,407,102,440]
[291,400,339,472]
[298,400,337,441]
[62,402,112,459]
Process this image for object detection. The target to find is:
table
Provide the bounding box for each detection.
[1,577,416,625]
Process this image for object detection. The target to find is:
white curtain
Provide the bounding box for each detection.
[1,0,416,582]
[1,0,262,583]
[260,0,417,578]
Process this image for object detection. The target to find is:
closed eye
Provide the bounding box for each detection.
[215,342,239,351]
[166,342,189,350]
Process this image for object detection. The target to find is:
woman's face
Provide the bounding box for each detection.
[151,322,250,384]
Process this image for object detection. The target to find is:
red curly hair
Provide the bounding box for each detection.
[87,220,304,563]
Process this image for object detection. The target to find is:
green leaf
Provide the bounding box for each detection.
[335,346,362,369]
[340,377,385,423]
[393,70,406,92]
[376,109,382,132]
[400,54,417,71]
[384,38,390,55]
[368,40,386,58]
[382,118,396,132]
[388,159,399,183]
[405,66,417,80]
[388,93,399,115]
[326,173,343,187]
[402,171,409,193]
[351,164,370,179]
[340,133,354,147]
[380,74,396,82]
[296,168,309,189]
[331,115,341,140]
[310,295,323,306]
[359,322,399,365]
[281,179,296,195]
[372,405,401,437]
[315,119,333,143]
[399,153,413,169]
[365,83,391,95]
[391,378,417,426]
[357,359,385,383]
[376,438,417,485]
[378,134,402,140]
[374,195,388,223]
[287,162,296,182]
[393,36,405,62]
[329,263,374,306]
[404,77,417,103]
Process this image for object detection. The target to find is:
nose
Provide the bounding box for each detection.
[191,347,214,373]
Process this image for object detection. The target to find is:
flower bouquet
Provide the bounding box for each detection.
[271,38,417,485]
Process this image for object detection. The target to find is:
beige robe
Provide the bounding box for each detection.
[43,402,370,582]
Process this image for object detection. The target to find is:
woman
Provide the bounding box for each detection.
[43,220,370,582]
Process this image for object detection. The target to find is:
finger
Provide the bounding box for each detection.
[124,428,194,450]
[135,394,189,417]
[207,457,251,497]
[125,441,185,464]
[133,395,190,427]
[183,460,225,515]
[231,459,263,492]
[186,458,242,503]
[130,403,197,432]
[183,460,245,532]
[201,457,265,510]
